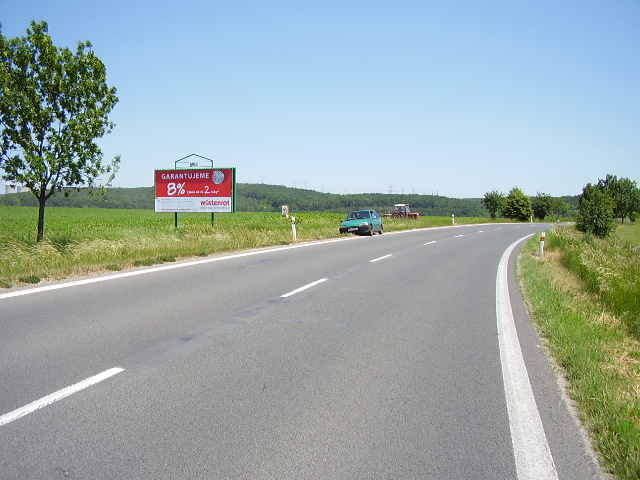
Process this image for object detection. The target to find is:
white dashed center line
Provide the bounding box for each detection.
[370,254,392,263]
[280,278,328,298]
[0,367,124,427]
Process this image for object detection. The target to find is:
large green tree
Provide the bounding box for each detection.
[531,192,553,220]
[482,190,504,219]
[0,21,119,241]
[576,183,615,238]
[598,174,640,223]
[501,187,532,222]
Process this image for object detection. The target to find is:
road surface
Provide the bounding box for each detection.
[0,223,604,479]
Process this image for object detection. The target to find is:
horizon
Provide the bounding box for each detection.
[0,179,582,201]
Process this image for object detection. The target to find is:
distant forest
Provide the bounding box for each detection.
[0,183,579,217]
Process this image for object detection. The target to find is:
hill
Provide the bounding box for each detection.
[0,183,580,217]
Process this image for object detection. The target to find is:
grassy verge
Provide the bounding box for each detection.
[519,224,640,479]
[0,206,502,287]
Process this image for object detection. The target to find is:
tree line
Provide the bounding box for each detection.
[482,174,640,238]
[236,183,492,216]
[482,188,573,221]
[0,183,494,217]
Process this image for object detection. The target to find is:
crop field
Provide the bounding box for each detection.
[0,206,500,287]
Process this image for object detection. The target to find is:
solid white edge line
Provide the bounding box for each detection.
[280,278,328,298]
[370,254,392,263]
[496,235,558,480]
[0,238,356,300]
[0,367,124,427]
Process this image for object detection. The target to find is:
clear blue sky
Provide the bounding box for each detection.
[2,0,639,198]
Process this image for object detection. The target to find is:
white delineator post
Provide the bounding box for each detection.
[291,216,297,241]
[539,232,546,258]
[452,214,455,225]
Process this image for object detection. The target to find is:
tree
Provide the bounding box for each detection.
[576,183,615,238]
[531,192,569,220]
[550,197,570,218]
[482,190,504,219]
[531,192,553,220]
[598,174,640,223]
[0,21,119,241]
[501,187,532,222]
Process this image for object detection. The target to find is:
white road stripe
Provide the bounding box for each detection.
[424,241,437,245]
[496,235,558,480]
[370,254,392,263]
[0,367,124,427]
[280,278,328,298]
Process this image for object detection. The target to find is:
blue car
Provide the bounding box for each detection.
[339,210,384,236]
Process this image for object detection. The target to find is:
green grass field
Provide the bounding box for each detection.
[617,221,640,244]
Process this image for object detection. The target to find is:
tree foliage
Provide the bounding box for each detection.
[550,197,571,218]
[531,192,570,220]
[531,192,553,220]
[482,190,504,219]
[501,187,532,222]
[576,183,615,238]
[232,184,490,216]
[597,174,640,223]
[0,21,119,241]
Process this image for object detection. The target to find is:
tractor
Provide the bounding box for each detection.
[384,204,420,219]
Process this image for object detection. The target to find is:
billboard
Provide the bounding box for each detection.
[154,168,235,213]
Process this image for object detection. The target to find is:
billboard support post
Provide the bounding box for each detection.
[172,154,214,228]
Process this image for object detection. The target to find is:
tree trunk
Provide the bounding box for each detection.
[37,195,46,242]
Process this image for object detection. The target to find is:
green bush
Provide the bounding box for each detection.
[501,187,532,221]
[576,183,615,238]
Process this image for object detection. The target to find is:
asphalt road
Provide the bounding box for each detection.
[0,223,605,479]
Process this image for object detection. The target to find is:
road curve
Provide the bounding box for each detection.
[0,223,604,479]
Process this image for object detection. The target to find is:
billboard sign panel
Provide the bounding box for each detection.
[154,168,235,213]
